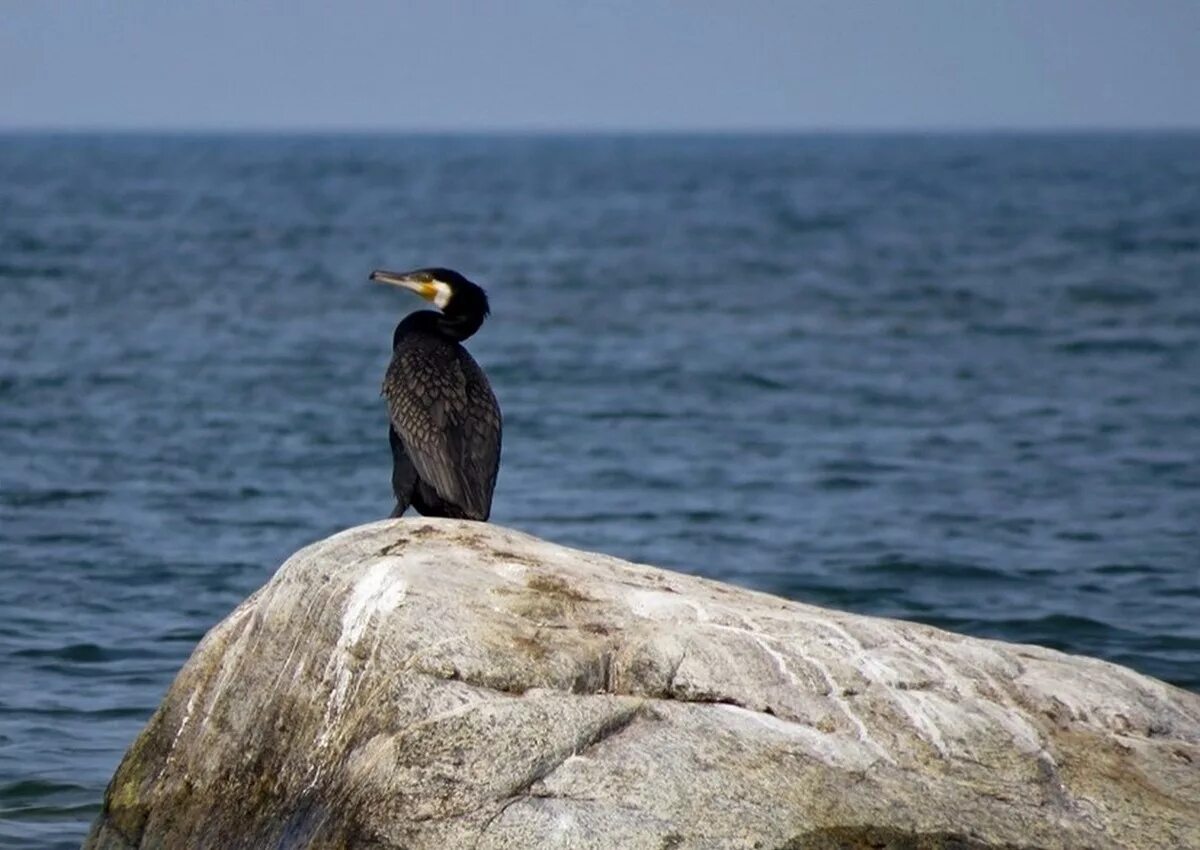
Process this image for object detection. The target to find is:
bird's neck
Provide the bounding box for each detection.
[437,311,483,342]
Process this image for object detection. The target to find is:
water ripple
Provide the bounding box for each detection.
[1,132,1198,850]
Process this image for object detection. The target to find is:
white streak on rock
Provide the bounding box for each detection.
[317,557,409,749]
[704,621,893,764]
[626,588,706,621]
[339,557,410,651]
[199,605,255,729]
[161,689,200,776]
[891,690,950,755]
[708,622,796,685]
[805,653,896,764]
[684,599,712,623]
[974,699,1045,754]
[716,704,875,769]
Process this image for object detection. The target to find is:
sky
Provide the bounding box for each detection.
[2,1,1199,131]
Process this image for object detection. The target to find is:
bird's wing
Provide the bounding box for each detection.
[383,343,501,520]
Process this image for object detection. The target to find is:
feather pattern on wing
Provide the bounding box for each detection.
[382,328,501,520]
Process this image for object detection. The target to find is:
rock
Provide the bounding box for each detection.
[85,519,1200,850]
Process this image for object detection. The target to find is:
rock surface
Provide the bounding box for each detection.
[85,519,1200,850]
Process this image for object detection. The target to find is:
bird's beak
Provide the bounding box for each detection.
[370,269,439,302]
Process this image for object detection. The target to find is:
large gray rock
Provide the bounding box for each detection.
[86,519,1200,850]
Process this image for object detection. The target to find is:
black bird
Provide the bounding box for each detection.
[371,267,501,521]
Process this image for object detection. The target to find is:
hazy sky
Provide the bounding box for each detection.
[3,1,1198,131]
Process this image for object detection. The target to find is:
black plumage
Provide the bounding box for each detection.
[372,267,501,521]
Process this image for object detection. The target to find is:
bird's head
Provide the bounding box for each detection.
[370,267,490,319]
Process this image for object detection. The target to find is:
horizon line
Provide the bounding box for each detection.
[2,124,1199,137]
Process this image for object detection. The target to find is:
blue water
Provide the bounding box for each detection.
[1,133,1198,848]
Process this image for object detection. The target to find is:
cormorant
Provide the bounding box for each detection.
[371,267,501,521]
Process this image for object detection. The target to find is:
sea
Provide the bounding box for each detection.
[1,132,1198,849]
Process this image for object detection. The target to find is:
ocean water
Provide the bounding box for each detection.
[1,133,1198,848]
